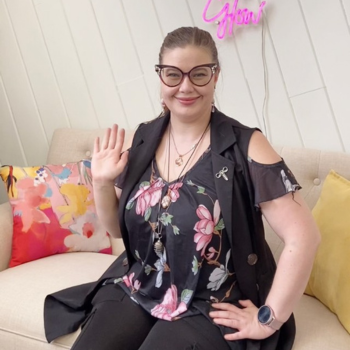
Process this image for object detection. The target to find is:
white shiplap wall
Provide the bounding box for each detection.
[1,0,350,204]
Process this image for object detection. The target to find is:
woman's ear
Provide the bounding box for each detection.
[214,68,220,84]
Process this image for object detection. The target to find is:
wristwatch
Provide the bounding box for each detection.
[257,305,283,330]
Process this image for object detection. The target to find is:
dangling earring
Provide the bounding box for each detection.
[160,98,166,116]
[211,100,215,113]
[212,85,216,113]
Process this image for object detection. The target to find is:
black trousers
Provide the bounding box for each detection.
[71,283,235,350]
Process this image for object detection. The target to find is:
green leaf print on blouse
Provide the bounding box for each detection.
[215,218,225,231]
[159,212,173,226]
[197,186,206,194]
[159,212,180,235]
[192,256,199,275]
[181,289,194,304]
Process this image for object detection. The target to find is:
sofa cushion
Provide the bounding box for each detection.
[0,252,117,350]
[0,253,349,350]
[293,295,350,349]
[305,170,350,333]
[0,161,112,267]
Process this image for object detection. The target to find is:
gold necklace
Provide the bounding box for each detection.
[170,130,198,166]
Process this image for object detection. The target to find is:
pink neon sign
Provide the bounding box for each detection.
[203,0,267,39]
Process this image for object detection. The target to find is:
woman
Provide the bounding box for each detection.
[44,27,320,350]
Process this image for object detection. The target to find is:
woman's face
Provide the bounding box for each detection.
[160,45,219,122]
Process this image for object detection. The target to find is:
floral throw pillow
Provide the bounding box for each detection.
[0,160,112,267]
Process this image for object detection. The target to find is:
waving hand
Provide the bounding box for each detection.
[91,124,129,184]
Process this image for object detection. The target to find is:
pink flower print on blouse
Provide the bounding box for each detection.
[194,200,221,256]
[206,247,217,260]
[134,178,165,218]
[151,285,192,321]
[123,272,141,294]
[168,182,183,203]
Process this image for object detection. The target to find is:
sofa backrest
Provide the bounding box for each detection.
[2,128,348,266]
[48,129,350,260]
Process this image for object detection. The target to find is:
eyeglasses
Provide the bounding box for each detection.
[155,63,218,87]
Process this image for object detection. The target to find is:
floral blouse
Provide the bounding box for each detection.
[104,149,300,333]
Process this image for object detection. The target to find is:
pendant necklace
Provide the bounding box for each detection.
[154,122,210,255]
[170,130,199,166]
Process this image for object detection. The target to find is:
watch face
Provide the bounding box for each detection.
[258,305,272,324]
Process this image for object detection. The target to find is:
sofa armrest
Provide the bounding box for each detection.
[0,202,12,271]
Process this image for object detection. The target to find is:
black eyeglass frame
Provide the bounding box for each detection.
[154,63,218,87]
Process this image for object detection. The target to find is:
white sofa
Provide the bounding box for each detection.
[0,127,349,350]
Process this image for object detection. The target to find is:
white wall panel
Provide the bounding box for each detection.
[232,21,268,131]
[119,78,155,128]
[215,42,262,130]
[153,0,194,35]
[91,0,142,85]
[61,0,127,128]
[122,0,163,114]
[6,0,69,142]
[33,0,99,129]
[342,0,350,22]
[0,76,26,166]
[291,89,343,152]
[301,0,350,152]
[0,0,48,166]
[187,0,216,32]
[264,0,323,97]
[258,29,303,147]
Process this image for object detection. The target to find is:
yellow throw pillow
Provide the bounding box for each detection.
[305,170,350,333]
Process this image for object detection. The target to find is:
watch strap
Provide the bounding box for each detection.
[268,316,283,330]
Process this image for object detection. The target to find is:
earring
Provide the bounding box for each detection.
[160,98,166,116]
[211,100,215,113]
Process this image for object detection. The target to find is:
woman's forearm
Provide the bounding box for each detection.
[260,190,321,326]
[265,224,320,323]
[93,181,122,238]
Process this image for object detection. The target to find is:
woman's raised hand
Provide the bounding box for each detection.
[91,124,129,184]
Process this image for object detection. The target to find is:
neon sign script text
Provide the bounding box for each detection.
[203,0,266,39]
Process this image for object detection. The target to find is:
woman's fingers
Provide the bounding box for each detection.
[101,127,112,149]
[108,124,118,150]
[118,150,129,169]
[96,124,125,153]
[93,136,100,154]
[211,303,243,315]
[115,127,125,154]
[212,317,239,328]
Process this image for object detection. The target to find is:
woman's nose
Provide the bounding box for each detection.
[179,74,194,92]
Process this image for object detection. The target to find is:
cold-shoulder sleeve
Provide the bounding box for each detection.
[248,157,301,207]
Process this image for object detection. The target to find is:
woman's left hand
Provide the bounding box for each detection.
[209,300,276,341]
